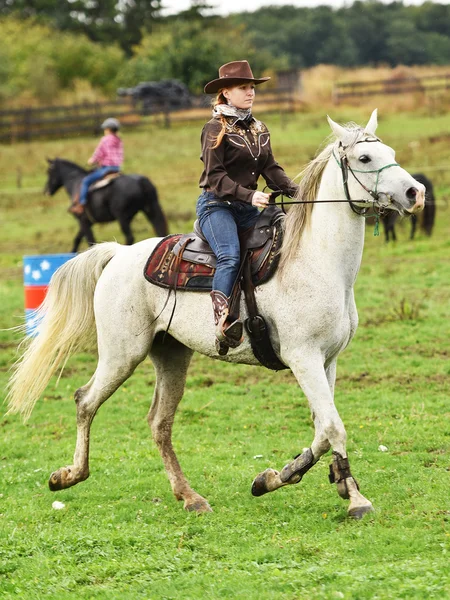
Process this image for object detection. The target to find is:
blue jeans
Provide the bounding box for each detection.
[196,190,260,297]
[79,166,120,205]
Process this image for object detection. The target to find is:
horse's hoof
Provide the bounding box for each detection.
[348,504,374,520]
[184,498,213,513]
[251,468,279,496]
[251,474,269,496]
[48,467,87,491]
[49,469,65,491]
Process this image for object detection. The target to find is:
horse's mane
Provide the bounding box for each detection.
[278,123,366,274]
[54,158,88,174]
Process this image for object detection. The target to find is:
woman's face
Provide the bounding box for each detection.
[223,83,255,109]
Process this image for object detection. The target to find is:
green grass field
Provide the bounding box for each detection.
[1,108,450,599]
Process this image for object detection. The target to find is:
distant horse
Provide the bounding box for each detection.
[8,111,424,519]
[45,158,168,252]
[382,173,435,242]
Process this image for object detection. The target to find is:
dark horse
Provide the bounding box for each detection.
[45,158,168,252]
[382,173,436,242]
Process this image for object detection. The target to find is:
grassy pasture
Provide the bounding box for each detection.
[1,108,450,599]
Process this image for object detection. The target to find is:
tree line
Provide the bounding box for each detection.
[1,0,450,104]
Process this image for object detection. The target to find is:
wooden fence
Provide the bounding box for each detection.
[0,99,140,144]
[333,73,450,104]
[0,89,298,144]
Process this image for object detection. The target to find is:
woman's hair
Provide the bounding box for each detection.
[210,90,228,149]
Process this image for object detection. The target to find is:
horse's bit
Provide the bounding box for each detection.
[334,137,400,217]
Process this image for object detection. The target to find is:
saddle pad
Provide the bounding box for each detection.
[144,234,214,291]
[89,172,121,192]
[144,226,283,292]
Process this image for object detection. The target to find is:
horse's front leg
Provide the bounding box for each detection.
[78,215,96,246]
[71,228,83,253]
[252,354,373,519]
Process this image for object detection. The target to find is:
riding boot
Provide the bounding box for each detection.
[69,192,84,215]
[210,290,243,355]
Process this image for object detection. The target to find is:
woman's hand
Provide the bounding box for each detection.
[252,191,271,208]
[87,157,96,166]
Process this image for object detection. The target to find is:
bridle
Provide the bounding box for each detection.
[267,135,402,234]
[333,136,400,217]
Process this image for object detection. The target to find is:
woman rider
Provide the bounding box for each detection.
[198,60,299,352]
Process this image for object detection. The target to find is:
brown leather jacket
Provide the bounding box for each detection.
[199,116,299,203]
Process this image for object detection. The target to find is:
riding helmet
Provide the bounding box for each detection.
[101,117,121,131]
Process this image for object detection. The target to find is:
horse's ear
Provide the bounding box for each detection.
[327,115,352,145]
[46,158,53,164]
[364,109,378,136]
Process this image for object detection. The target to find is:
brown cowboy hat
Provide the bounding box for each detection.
[204,60,270,94]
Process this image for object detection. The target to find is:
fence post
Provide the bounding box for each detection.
[24,108,31,142]
[332,85,340,105]
[95,102,101,135]
[280,104,287,130]
[16,166,22,188]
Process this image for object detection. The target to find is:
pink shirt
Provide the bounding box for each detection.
[91,133,124,167]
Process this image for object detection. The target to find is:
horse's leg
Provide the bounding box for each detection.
[410,214,417,239]
[49,320,150,490]
[71,228,84,253]
[140,178,168,236]
[252,355,373,519]
[142,203,168,237]
[118,216,134,245]
[148,334,212,513]
[79,216,96,246]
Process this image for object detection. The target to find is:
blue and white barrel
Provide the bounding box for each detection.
[23,253,77,335]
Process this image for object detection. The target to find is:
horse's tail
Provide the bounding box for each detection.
[139,177,168,237]
[6,242,120,421]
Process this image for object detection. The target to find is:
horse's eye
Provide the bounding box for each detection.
[359,155,371,164]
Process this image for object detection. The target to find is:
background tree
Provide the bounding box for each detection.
[0,0,163,55]
[1,0,450,105]
[116,18,285,94]
[0,18,124,103]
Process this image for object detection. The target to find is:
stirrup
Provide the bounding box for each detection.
[217,318,243,348]
[223,319,243,344]
[215,319,243,356]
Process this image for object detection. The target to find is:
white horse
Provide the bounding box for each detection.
[7,110,424,519]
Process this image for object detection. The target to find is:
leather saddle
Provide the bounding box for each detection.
[88,171,122,193]
[144,203,285,292]
[144,203,288,371]
[173,204,284,275]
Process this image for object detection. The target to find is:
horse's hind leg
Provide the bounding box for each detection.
[118,217,134,245]
[49,330,150,491]
[148,334,212,513]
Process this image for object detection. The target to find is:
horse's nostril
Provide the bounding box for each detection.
[406,187,418,200]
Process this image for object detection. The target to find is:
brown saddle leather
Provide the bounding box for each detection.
[144,205,285,291]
